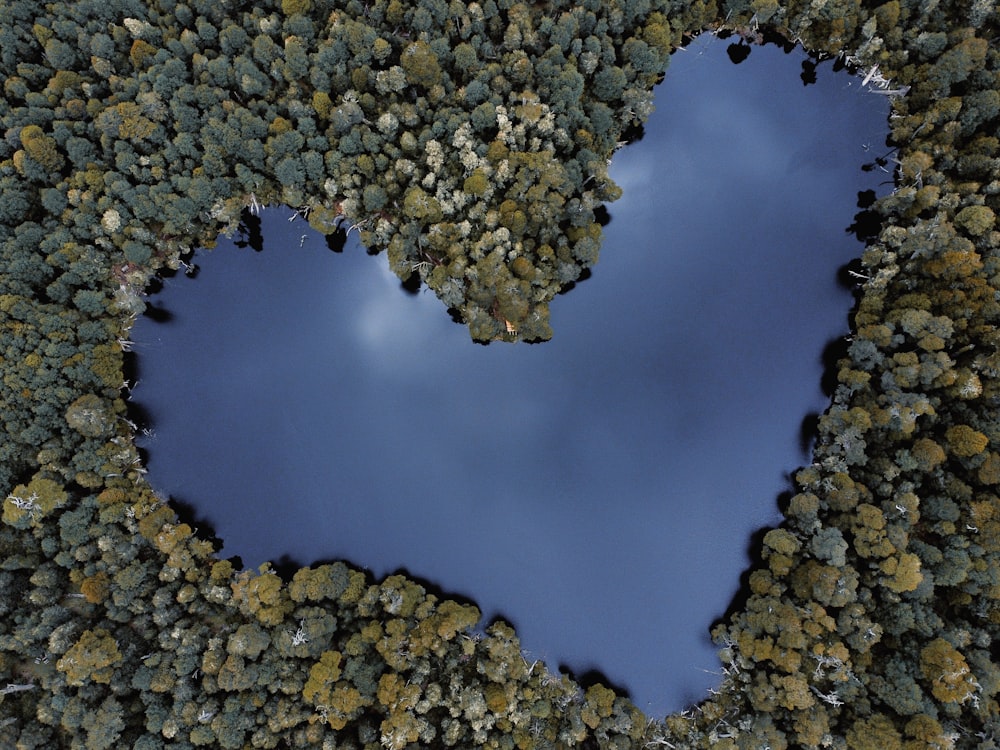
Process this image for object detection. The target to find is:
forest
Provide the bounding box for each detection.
[0,0,998,747]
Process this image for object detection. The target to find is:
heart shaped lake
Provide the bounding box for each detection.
[131,35,889,717]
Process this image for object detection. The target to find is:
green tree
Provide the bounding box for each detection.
[928,35,988,94]
[954,204,995,237]
[845,713,903,750]
[400,40,442,89]
[81,697,126,750]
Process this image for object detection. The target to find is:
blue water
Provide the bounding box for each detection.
[132,35,889,717]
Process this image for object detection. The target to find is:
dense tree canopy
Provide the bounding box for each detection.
[1,0,999,747]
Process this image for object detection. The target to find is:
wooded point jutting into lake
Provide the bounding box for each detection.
[1,0,999,748]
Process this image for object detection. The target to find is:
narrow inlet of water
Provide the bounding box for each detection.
[131,35,890,717]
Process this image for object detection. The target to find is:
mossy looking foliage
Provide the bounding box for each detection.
[1,0,999,748]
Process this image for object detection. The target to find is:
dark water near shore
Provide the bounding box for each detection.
[132,35,890,717]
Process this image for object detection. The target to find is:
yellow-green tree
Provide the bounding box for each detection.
[919,638,979,704]
[56,628,123,687]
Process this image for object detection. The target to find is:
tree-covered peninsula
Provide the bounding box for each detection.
[1,0,998,747]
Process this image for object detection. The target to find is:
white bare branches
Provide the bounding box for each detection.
[810,686,845,707]
[290,624,309,647]
[344,216,375,238]
[643,730,678,749]
[5,492,40,518]
[859,63,910,97]
[813,652,846,681]
[1,683,36,695]
[247,193,263,216]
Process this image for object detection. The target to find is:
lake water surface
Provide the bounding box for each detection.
[132,35,890,717]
